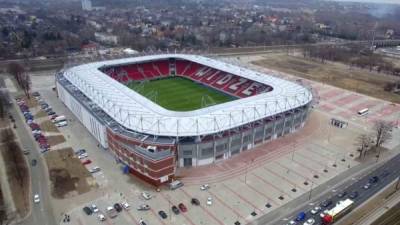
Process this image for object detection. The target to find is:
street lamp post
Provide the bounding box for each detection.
[291,141,296,161]
[308,181,314,200]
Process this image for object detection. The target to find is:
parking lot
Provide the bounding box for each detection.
[18,60,399,225]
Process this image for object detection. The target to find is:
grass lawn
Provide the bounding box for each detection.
[253,54,400,103]
[127,76,236,111]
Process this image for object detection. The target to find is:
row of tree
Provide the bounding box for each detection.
[6,63,31,99]
[0,128,29,225]
[355,120,394,159]
[302,45,400,76]
[0,89,11,119]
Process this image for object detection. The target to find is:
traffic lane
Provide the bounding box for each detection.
[285,154,400,224]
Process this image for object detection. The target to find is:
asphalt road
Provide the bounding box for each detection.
[10,98,56,225]
[278,152,400,225]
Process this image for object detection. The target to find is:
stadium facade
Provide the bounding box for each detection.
[56,54,313,185]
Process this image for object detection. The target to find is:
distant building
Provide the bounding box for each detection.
[94,32,118,45]
[81,0,92,11]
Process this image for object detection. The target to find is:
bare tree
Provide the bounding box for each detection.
[373,120,394,148]
[0,91,10,119]
[355,133,373,159]
[6,63,25,85]
[6,62,31,99]
[19,73,31,99]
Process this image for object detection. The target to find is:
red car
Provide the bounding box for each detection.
[82,159,92,165]
[178,203,187,212]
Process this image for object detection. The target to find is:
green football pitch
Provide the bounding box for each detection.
[127,76,236,111]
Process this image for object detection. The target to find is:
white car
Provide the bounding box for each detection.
[78,153,88,159]
[304,218,315,225]
[310,206,321,215]
[33,194,40,203]
[91,204,99,213]
[137,204,150,211]
[89,166,101,173]
[200,184,210,191]
[97,213,106,221]
[206,197,213,206]
[121,201,130,210]
[141,192,152,200]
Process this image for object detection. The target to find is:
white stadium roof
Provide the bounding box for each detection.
[63,54,312,137]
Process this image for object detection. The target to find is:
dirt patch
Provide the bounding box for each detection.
[45,148,96,199]
[0,119,9,128]
[253,54,400,103]
[35,110,47,119]
[46,135,66,146]
[39,120,59,133]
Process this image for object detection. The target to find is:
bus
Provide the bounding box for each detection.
[357,108,369,116]
[322,199,354,224]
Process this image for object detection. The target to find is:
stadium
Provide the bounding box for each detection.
[56,54,313,185]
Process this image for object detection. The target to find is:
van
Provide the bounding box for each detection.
[169,180,184,190]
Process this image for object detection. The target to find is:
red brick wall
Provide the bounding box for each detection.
[106,129,176,185]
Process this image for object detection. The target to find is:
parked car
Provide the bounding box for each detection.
[82,159,92,165]
[33,194,40,203]
[78,153,88,159]
[158,210,167,219]
[169,180,184,190]
[55,121,68,127]
[47,111,56,116]
[89,166,101,173]
[114,203,123,212]
[106,206,117,218]
[171,205,180,215]
[97,213,106,221]
[178,203,187,212]
[75,149,86,155]
[141,192,152,200]
[31,159,37,166]
[206,197,213,206]
[191,198,200,206]
[200,184,210,191]
[23,149,30,155]
[83,206,92,215]
[121,202,130,210]
[91,204,99,213]
[137,204,150,211]
[139,219,147,225]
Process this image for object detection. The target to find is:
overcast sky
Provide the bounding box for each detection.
[328,0,400,4]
